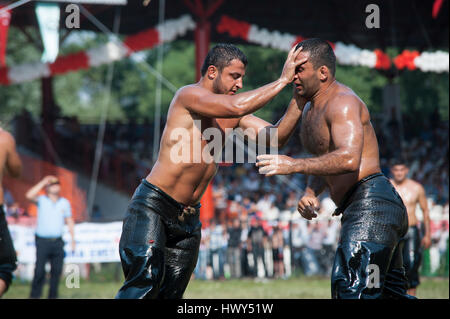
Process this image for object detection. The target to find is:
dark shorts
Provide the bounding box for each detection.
[0,205,17,293]
[401,225,422,289]
[331,173,413,299]
[115,179,202,299]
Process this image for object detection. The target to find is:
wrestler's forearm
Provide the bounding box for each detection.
[419,189,431,239]
[305,175,327,196]
[271,98,304,147]
[423,211,431,237]
[231,49,305,116]
[0,130,22,177]
[256,98,302,148]
[6,149,22,178]
[292,150,360,175]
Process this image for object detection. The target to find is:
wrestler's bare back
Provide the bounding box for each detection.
[146,85,237,206]
[300,82,381,204]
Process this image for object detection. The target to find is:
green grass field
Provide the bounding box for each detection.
[4,276,449,299]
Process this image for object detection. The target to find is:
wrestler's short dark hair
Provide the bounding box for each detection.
[295,38,336,76]
[201,43,248,76]
[391,158,408,167]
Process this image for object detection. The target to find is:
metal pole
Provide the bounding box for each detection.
[86,7,121,221]
[388,1,405,156]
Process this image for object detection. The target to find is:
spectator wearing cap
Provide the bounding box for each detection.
[25,176,76,299]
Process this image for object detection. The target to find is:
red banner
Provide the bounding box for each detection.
[432,0,444,18]
[200,183,215,227]
[0,6,11,67]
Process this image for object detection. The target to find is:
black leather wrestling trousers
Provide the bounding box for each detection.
[115,180,202,299]
[331,173,415,299]
[0,205,17,293]
[401,225,423,289]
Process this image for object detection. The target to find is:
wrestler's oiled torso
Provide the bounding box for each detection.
[300,83,381,205]
[146,90,237,206]
[391,179,422,226]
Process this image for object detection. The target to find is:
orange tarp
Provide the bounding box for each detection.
[200,183,214,227]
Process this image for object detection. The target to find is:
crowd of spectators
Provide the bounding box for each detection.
[193,194,343,280]
[14,111,155,194]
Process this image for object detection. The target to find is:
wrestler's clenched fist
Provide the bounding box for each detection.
[297,193,320,220]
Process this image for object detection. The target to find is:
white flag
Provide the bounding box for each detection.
[36,2,60,63]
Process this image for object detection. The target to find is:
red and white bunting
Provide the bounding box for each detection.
[216,15,448,73]
[394,50,449,73]
[1,14,448,86]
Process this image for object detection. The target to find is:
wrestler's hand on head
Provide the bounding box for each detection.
[279,45,307,85]
[297,193,320,220]
[256,154,296,176]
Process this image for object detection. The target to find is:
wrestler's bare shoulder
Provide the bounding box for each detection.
[325,89,364,117]
[324,84,371,123]
[161,85,201,116]
[406,179,425,193]
[176,84,209,102]
[391,178,424,194]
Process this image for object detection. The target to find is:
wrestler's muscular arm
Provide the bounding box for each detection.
[257,95,363,176]
[418,184,432,249]
[296,176,327,220]
[0,129,22,178]
[236,91,307,148]
[180,46,307,118]
[305,176,327,196]
[0,129,21,297]
[295,95,363,175]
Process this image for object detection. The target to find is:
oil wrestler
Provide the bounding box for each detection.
[115,43,308,299]
[256,38,414,299]
[390,160,431,296]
